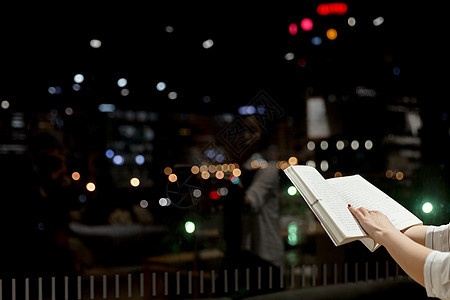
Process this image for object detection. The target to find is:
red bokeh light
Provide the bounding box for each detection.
[317,3,348,16]
[209,190,220,200]
[300,18,313,31]
[289,23,298,35]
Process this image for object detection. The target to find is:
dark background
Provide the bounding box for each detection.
[1,1,449,281]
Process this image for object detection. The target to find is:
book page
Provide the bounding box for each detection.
[287,166,365,238]
[326,175,422,230]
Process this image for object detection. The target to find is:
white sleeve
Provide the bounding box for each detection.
[426,224,450,252]
[424,251,450,299]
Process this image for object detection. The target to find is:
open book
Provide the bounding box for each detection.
[284,165,422,251]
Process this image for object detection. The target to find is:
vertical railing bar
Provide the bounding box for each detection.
[115,274,120,299]
[333,263,338,285]
[234,269,238,292]
[128,273,132,298]
[25,278,29,300]
[151,273,156,297]
[280,265,284,289]
[312,265,316,287]
[223,270,228,293]
[176,272,180,295]
[188,271,192,295]
[140,273,144,297]
[164,272,168,296]
[89,275,94,300]
[269,266,273,289]
[103,275,107,299]
[11,278,16,300]
[77,276,81,300]
[64,276,69,300]
[344,263,348,284]
[257,267,261,290]
[52,277,56,300]
[246,268,250,291]
[290,265,295,288]
[301,265,305,287]
[211,270,216,294]
[200,270,204,294]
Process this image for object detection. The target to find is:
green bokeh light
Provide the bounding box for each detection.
[287,186,298,196]
[422,202,433,214]
[287,221,299,246]
[185,221,196,234]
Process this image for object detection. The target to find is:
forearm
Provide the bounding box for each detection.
[381,230,433,286]
[402,225,429,246]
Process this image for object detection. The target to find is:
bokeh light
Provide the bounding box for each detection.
[230,175,239,184]
[72,172,81,181]
[130,177,140,187]
[193,189,202,198]
[191,165,200,174]
[185,221,196,234]
[74,74,84,83]
[422,202,433,214]
[215,171,224,179]
[300,18,313,31]
[86,182,96,192]
[135,155,145,165]
[156,82,166,91]
[164,167,172,175]
[117,78,127,87]
[105,149,114,159]
[202,39,214,49]
[209,191,220,200]
[311,36,322,46]
[90,39,102,48]
[1,100,10,109]
[288,156,298,165]
[348,17,356,27]
[289,23,298,35]
[287,221,299,246]
[159,198,171,206]
[287,186,298,196]
[112,155,124,165]
[326,28,338,40]
[140,200,149,208]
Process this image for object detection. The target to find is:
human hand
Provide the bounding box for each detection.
[348,205,399,245]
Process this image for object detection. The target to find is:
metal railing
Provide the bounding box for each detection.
[0,260,407,299]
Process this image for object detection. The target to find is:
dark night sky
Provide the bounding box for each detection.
[0,1,448,114]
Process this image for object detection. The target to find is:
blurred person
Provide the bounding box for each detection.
[349,204,450,299]
[219,115,284,295]
[0,131,77,277]
[28,132,78,275]
[240,143,284,269]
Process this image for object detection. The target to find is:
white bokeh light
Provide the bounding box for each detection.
[156,82,166,91]
[117,78,127,87]
[74,74,84,83]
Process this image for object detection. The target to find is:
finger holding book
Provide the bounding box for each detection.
[348,204,398,246]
